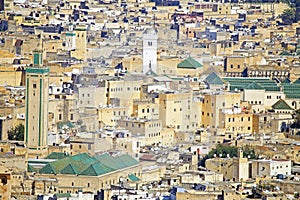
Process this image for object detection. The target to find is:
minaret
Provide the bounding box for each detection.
[73,25,87,61]
[25,50,49,158]
[142,28,158,74]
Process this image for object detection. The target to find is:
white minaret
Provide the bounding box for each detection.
[142,28,158,74]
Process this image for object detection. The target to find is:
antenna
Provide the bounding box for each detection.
[153,14,156,30]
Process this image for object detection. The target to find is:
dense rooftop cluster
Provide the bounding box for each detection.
[1,0,300,199]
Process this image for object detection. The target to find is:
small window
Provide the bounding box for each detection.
[33,83,37,88]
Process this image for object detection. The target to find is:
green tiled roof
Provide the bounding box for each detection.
[282,78,291,84]
[28,164,37,173]
[282,83,300,99]
[205,72,224,85]
[263,86,281,92]
[286,94,300,99]
[272,99,293,110]
[177,57,203,69]
[39,163,56,174]
[39,153,139,176]
[60,164,80,175]
[55,193,71,198]
[223,77,280,91]
[94,153,139,170]
[40,153,98,175]
[294,78,300,84]
[128,174,140,182]
[80,162,114,176]
[244,82,264,90]
[45,152,69,159]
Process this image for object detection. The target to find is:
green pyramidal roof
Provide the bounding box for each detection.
[294,78,300,84]
[80,162,114,176]
[272,99,293,110]
[39,163,57,174]
[45,152,69,159]
[205,72,224,85]
[282,78,291,84]
[244,82,264,90]
[177,57,203,69]
[39,153,139,176]
[94,153,139,170]
[28,164,37,173]
[60,164,80,175]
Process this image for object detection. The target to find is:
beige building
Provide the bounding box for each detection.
[271,99,294,132]
[117,118,163,146]
[201,92,241,134]
[121,56,143,73]
[205,150,249,182]
[70,26,87,61]
[0,66,24,86]
[48,95,78,132]
[78,86,107,108]
[242,88,286,112]
[176,189,241,200]
[69,137,112,156]
[180,171,223,184]
[96,106,129,127]
[158,92,200,132]
[132,100,159,120]
[219,108,259,137]
[107,79,143,113]
[252,159,291,178]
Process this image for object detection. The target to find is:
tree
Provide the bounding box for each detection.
[280,8,296,24]
[8,124,24,141]
[199,144,258,167]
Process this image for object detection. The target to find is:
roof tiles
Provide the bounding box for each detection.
[39,153,139,176]
[177,56,203,69]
